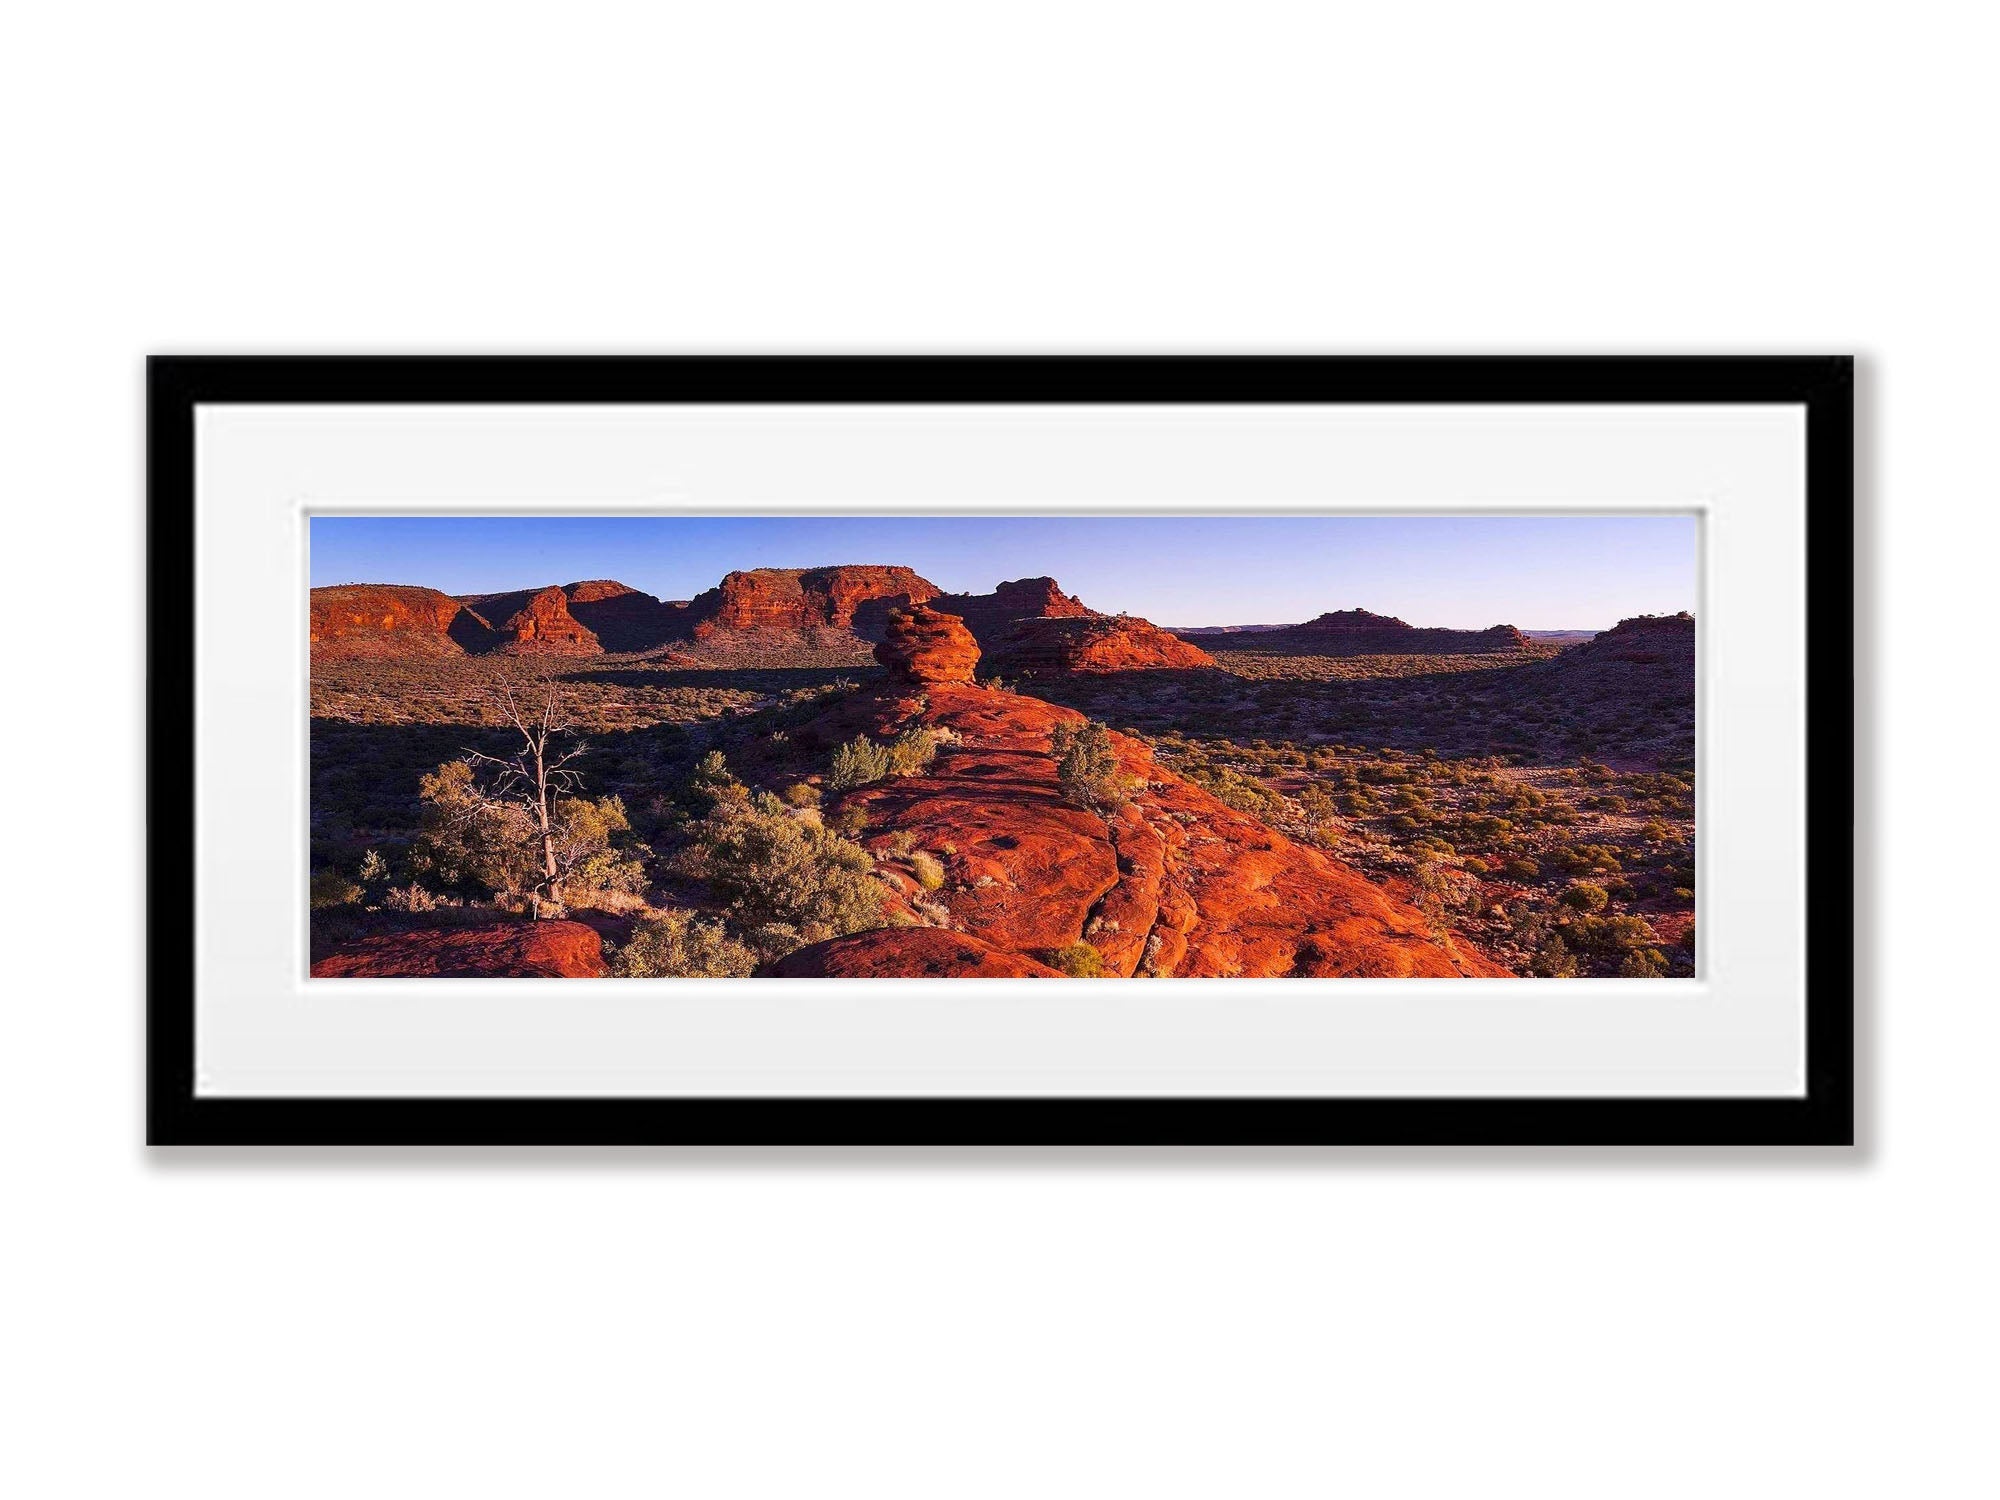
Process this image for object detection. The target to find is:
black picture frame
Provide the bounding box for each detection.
[148,355,1854,1147]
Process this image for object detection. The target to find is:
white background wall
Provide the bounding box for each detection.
[1,4,1989,1496]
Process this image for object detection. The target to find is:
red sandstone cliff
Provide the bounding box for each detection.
[929,576,1094,648]
[489,586,602,655]
[309,584,486,657]
[560,580,695,652]
[688,566,941,640]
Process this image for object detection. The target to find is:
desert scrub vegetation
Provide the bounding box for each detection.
[826,724,943,791]
[1050,719,1135,814]
[1046,940,1108,977]
[827,734,892,791]
[675,788,884,962]
[408,757,650,911]
[1127,730,1694,978]
[607,908,757,978]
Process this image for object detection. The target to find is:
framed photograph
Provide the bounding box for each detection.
[148,356,1852,1145]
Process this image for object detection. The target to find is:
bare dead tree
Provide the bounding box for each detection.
[463,666,589,912]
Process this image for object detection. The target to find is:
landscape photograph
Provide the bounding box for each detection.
[308,515,1697,981]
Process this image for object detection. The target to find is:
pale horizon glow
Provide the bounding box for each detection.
[309,514,1698,632]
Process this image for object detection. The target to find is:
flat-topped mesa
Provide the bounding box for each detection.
[986,614,1218,674]
[1603,610,1695,635]
[874,604,982,683]
[929,575,1095,649]
[309,584,480,657]
[494,586,602,655]
[692,565,941,640]
[1243,608,1532,656]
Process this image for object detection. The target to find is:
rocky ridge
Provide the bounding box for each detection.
[308,584,475,657]
[770,664,1504,979]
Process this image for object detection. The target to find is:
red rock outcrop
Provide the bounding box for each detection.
[985,615,1218,674]
[1201,609,1534,658]
[795,681,1505,978]
[1530,612,1694,687]
[310,920,607,978]
[1292,610,1531,655]
[690,566,941,640]
[493,586,602,655]
[309,585,479,657]
[561,580,693,652]
[930,576,1095,650]
[874,604,983,684]
[1302,607,1412,630]
[564,579,635,605]
[765,928,1062,978]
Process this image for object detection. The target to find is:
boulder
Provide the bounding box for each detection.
[310,920,607,978]
[873,604,983,683]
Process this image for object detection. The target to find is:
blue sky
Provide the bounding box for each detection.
[309,515,1696,630]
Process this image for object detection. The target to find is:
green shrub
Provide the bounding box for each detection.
[356,848,390,892]
[827,735,892,791]
[609,909,757,978]
[679,791,883,960]
[1531,935,1580,978]
[552,794,650,897]
[1048,941,1107,977]
[1297,784,1339,830]
[688,749,743,806]
[1051,719,1133,813]
[886,725,941,778]
[781,782,823,808]
[1616,947,1668,978]
[1561,881,1610,913]
[310,869,362,909]
[908,850,946,890]
[382,883,441,913]
[410,758,540,896]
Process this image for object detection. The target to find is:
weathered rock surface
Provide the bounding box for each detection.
[561,579,694,652]
[930,576,1095,650]
[797,681,1504,978]
[309,585,478,657]
[764,927,1062,978]
[874,604,983,684]
[690,566,941,640]
[310,920,607,978]
[986,615,1218,674]
[492,586,602,655]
